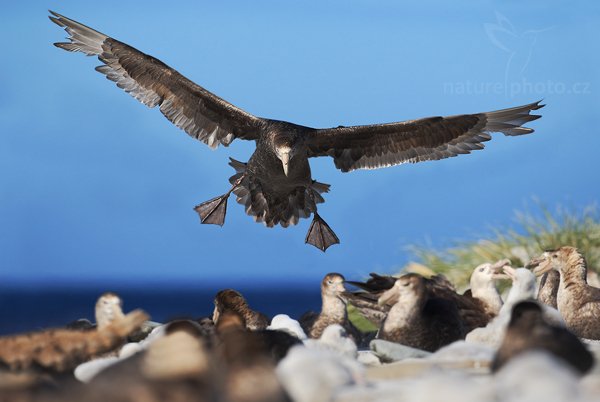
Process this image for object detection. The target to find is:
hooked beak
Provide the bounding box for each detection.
[528,255,553,276]
[378,287,399,306]
[502,265,517,281]
[492,259,512,279]
[280,152,290,176]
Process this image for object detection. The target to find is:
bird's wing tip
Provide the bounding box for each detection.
[532,100,546,110]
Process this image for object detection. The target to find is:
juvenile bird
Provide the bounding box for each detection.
[492,301,594,374]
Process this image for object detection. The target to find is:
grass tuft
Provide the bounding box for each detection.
[404,203,600,289]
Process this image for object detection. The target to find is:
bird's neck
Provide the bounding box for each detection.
[472,285,503,314]
[557,252,588,306]
[321,293,347,321]
[382,297,421,333]
[95,306,124,330]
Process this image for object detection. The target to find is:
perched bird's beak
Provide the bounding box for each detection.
[378,287,399,306]
[502,265,517,281]
[280,152,290,176]
[528,254,553,276]
[492,259,512,279]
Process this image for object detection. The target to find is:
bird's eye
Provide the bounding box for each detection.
[327,280,333,284]
[479,268,485,272]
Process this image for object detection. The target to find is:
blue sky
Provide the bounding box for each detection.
[0,1,598,287]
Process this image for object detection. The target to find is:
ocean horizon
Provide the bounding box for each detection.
[0,283,322,336]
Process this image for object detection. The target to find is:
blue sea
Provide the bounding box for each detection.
[0,285,321,336]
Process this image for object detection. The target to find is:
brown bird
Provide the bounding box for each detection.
[0,293,148,373]
[537,270,560,309]
[214,311,290,402]
[49,11,544,251]
[376,274,465,352]
[530,246,600,339]
[345,262,508,334]
[492,301,594,374]
[213,289,269,331]
[299,273,361,341]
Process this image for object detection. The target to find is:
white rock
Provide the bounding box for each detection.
[75,324,167,383]
[268,314,307,340]
[277,345,364,402]
[119,342,143,358]
[370,339,431,362]
[74,356,120,383]
[429,340,494,364]
[356,350,381,366]
[304,324,357,359]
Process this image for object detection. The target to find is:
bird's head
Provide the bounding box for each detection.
[378,274,425,307]
[275,143,294,176]
[321,273,346,296]
[509,300,544,328]
[272,132,299,177]
[470,259,511,289]
[528,246,586,280]
[95,292,125,330]
[213,289,248,324]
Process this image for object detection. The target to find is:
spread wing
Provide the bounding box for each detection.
[50,11,262,149]
[306,101,544,172]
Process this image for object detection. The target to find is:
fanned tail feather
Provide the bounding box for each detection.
[228,158,329,227]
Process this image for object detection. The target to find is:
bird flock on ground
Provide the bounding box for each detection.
[1,246,600,401]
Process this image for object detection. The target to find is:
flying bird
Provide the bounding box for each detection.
[49,11,544,251]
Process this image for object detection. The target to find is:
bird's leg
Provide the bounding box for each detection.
[193,175,245,226]
[305,188,340,252]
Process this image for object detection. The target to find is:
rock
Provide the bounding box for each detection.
[268,314,307,340]
[356,351,381,366]
[277,345,364,402]
[370,339,431,362]
[304,325,357,359]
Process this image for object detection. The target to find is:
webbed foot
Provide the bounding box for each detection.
[305,213,340,252]
[194,194,229,226]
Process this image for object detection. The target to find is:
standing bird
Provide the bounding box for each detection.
[345,261,509,333]
[50,11,544,251]
[530,246,600,339]
[299,273,361,341]
[492,301,594,374]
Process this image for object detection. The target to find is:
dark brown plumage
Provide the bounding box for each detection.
[213,289,269,331]
[492,301,594,374]
[299,273,361,342]
[50,11,544,251]
[214,312,291,402]
[376,274,465,352]
[345,269,498,333]
[530,247,600,339]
